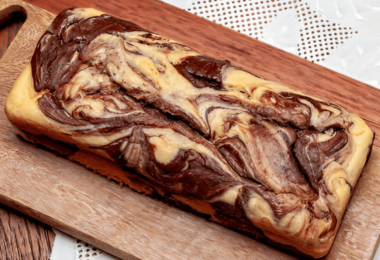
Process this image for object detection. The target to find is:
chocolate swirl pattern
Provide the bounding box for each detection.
[5,8,374,258]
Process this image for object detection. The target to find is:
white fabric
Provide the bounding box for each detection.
[161,0,193,9]
[50,230,76,259]
[183,0,380,88]
[51,229,117,260]
[50,1,380,259]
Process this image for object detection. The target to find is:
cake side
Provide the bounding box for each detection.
[4,8,374,258]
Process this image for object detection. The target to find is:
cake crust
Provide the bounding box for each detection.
[5,8,374,258]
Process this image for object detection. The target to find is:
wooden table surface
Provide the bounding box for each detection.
[0,12,55,260]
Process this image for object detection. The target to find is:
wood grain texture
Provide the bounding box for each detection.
[1,0,380,259]
[0,20,7,55]
[0,11,55,260]
[0,10,25,59]
[0,206,55,260]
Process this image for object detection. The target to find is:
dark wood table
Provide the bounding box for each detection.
[0,12,55,260]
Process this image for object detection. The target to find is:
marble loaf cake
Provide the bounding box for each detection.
[5,8,374,258]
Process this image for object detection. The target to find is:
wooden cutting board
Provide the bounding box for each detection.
[1,0,380,259]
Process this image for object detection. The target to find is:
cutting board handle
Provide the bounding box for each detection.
[0,0,54,89]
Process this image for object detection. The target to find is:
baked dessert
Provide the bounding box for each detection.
[4,8,374,258]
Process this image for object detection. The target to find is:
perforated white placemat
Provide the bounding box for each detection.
[181,0,380,88]
[50,229,116,260]
[50,1,380,259]
[187,0,359,62]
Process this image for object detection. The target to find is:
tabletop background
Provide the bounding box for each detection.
[0,11,55,260]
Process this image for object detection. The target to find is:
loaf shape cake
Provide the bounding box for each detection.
[5,8,374,258]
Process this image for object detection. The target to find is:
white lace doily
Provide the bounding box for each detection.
[50,1,380,260]
[50,230,117,260]
[170,0,380,88]
[187,0,358,63]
